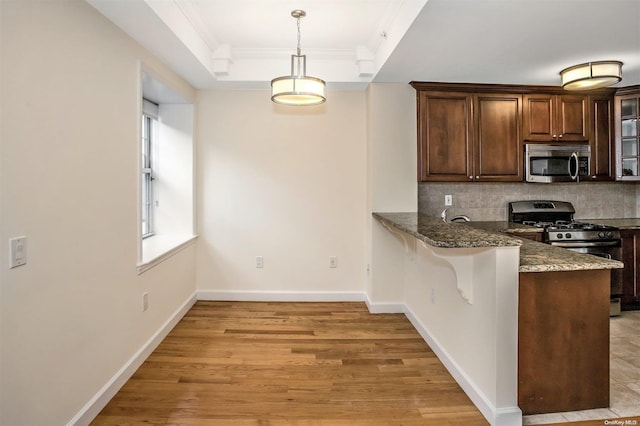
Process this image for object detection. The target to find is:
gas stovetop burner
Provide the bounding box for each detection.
[545,221,618,232]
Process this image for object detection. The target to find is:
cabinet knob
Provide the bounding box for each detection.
[559,134,563,138]
[469,176,473,179]
[475,176,479,179]
[553,134,557,138]
[592,176,597,179]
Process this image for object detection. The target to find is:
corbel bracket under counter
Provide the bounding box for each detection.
[372,212,521,305]
[417,239,476,304]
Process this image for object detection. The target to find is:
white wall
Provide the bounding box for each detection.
[196,90,367,298]
[0,1,197,424]
[366,83,417,306]
[155,103,195,237]
[367,83,417,213]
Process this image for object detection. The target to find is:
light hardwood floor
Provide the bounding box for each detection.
[91,301,488,425]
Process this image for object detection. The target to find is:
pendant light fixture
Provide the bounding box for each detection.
[271,10,326,106]
[560,60,623,90]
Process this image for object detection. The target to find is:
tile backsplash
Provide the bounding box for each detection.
[418,182,640,221]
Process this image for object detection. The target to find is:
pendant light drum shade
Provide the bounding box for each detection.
[560,60,622,90]
[271,71,326,106]
[271,10,326,106]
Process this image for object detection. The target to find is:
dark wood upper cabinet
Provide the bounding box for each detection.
[523,94,589,142]
[614,86,640,181]
[589,95,615,181]
[411,82,617,183]
[415,90,522,182]
[474,93,523,181]
[417,91,472,182]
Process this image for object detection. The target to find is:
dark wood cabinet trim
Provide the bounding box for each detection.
[614,85,640,96]
[410,81,616,96]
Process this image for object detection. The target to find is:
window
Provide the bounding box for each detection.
[141,100,158,238]
[138,69,195,273]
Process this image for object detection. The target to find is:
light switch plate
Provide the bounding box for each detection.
[9,237,27,268]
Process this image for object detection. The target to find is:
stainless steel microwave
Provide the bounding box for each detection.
[525,144,591,183]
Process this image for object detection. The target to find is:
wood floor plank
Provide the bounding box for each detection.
[91,301,488,425]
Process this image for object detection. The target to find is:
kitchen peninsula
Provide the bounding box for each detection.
[371,212,623,424]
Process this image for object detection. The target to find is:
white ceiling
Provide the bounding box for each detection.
[87,0,640,90]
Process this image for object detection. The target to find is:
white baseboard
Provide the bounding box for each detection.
[68,292,197,426]
[363,294,405,313]
[403,306,522,426]
[197,290,366,302]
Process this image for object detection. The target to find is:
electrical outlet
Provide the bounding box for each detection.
[142,292,149,312]
[329,256,337,268]
[445,195,453,206]
[256,256,264,268]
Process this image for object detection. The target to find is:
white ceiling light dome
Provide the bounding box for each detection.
[560,60,623,90]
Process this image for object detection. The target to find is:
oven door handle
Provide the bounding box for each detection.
[550,241,620,248]
[568,152,579,181]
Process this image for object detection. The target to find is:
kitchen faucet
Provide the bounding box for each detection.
[440,208,471,223]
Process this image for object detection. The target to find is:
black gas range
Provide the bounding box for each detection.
[508,200,620,245]
[508,200,622,315]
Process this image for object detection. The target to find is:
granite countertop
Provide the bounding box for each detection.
[515,238,622,273]
[373,212,623,273]
[372,212,522,248]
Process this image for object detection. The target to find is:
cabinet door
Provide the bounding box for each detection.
[615,94,640,180]
[620,229,639,309]
[589,95,614,181]
[523,94,589,142]
[523,94,554,141]
[417,91,472,181]
[474,94,523,181]
[557,95,589,142]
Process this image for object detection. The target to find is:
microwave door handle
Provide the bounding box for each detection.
[569,152,579,181]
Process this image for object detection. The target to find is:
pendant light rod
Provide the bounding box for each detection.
[293,9,304,57]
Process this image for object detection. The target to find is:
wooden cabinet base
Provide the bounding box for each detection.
[518,270,610,414]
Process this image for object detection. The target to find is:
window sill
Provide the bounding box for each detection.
[137,234,198,274]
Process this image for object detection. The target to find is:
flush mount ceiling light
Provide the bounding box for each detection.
[560,60,623,90]
[271,10,326,106]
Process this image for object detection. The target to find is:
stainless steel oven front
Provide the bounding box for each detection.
[550,240,623,312]
[525,144,591,183]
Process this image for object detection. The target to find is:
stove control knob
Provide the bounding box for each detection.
[565,233,571,239]
[557,233,563,239]
[606,231,613,239]
[598,232,605,238]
